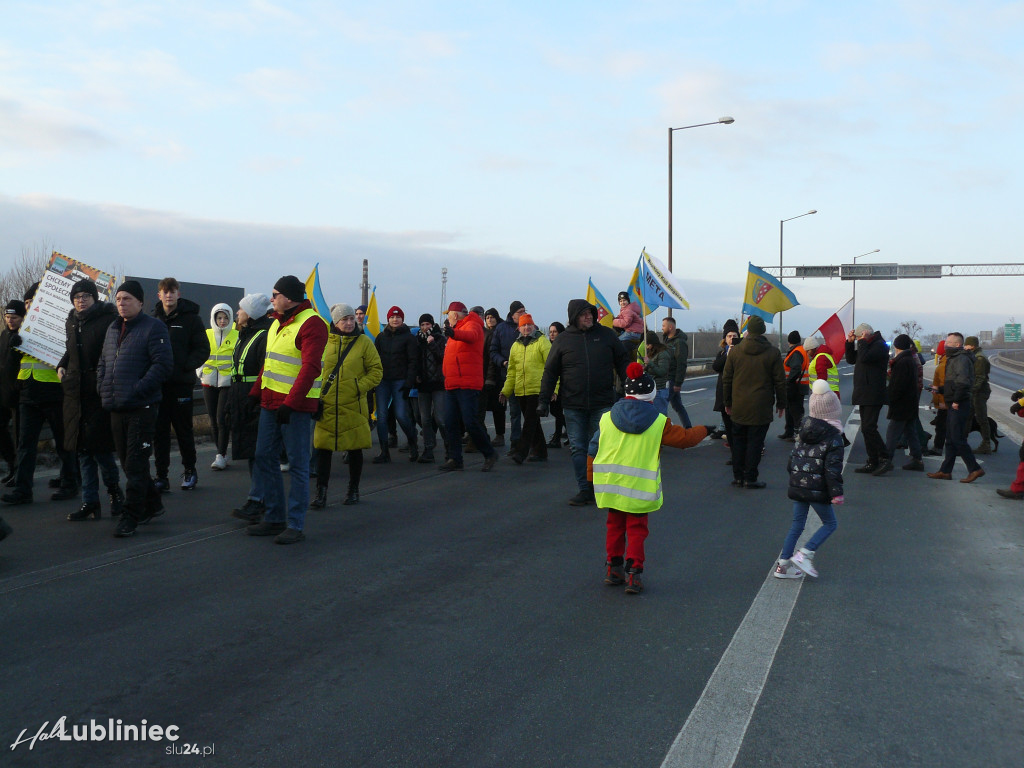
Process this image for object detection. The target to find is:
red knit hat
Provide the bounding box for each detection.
[387,306,404,319]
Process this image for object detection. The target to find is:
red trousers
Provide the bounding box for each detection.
[1012,461,1024,493]
[606,510,650,569]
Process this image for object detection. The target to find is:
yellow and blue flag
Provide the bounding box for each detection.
[742,262,799,321]
[304,264,331,325]
[586,278,615,328]
[364,286,381,340]
[627,249,689,312]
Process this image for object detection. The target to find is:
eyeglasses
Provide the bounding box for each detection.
[271,291,281,298]
[72,293,92,302]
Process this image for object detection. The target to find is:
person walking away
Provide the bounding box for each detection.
[774,379,843,579]
[310,304,382,507]
[201,303,237,471]
[965,336,993,454]
[845,322,889,474]
[873,334,924,475]
[661,316,692,428]
[500,313,550,464]
[588,363,711,593]
[928,332,985,483]
[228,294,273,522]
[414,313,447,464]
[96,281,174,537]
[721,316,786,489]
[58,279,123,520]
[779,331,809,441]
[153,277,210,492]
[372,306,419,463]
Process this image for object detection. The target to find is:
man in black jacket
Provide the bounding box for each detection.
[929,332,985,483]
[873,334,924,475]
[373,306,419,463]
[845,322,889,473]
[415,313,447,464]
[97,281,173,537]
[538,299,628,505]
[152,277,209,492]
[0,300,25,484]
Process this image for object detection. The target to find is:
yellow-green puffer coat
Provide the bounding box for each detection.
[313,332,383,452]
[501,331,550,397]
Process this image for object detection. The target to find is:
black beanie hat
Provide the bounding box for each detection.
[623,362,657,401]
[787,330,801,344]
[4,299,26,318]
[70,278,99,303]
[115,280,144,302]
[893,333,912,350]
[723,318,740,336]
[273,275,306,302]
[484,307,500,320]
[508,300,525,316]
[618,291,630,303]
[418,313,434,326]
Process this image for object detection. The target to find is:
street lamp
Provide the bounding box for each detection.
[851,249,880,331]
[778,210,817,348]
[667,116,734,317]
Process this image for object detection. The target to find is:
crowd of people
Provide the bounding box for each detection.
[0,274,1018,592]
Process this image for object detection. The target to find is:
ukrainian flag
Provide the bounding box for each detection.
[304,264,331,325]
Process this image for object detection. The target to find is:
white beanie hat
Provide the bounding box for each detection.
[809,379,841,422]
[239,293,271,318]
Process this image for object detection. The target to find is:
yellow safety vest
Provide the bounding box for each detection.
[592,411,667,514]
[18,354,60,383]
[232,329,267,383]
[202,328,238,378]
[262,309,322,400]
[810,351,839,393]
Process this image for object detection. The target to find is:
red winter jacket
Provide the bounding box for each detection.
[443,312,485,390]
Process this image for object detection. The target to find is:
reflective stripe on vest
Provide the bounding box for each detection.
[262,309,322,399]
[202,328,238,377]
[811,351,839,392]
[232,328,266,383]
[785,345,810,387]
[18,355,60,383]
[592,411,667,514]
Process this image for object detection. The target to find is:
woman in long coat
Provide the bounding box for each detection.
[311,303,383,508]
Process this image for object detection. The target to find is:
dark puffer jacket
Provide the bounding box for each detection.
[228,314,273,460]
[374,323,418,383]
[489,314,520,386]
[942,346,974,405]
[788,417,845,503]
[416,324,446,392]
[153,298,210,390]
[845,331,889,406]
[97,313,174,411]
[722,334,786,425]
[538,299,628,411]
[886,348,922,422]
[60,300,119,452]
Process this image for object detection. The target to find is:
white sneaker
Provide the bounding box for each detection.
[792,548,818,578]
[211,454,228,471]
[773,559,804,579]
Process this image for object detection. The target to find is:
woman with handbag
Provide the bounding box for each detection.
[310,303,383,508]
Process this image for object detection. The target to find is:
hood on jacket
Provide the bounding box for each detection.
[566,299,598,328]
[814,342,835,359]
[514,329,544,345]
[738,334,773,356]
[798,416,841,445]
[209,302,235,346]
[609,397,661,435]
[154,296,201,320]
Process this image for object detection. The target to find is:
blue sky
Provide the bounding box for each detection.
[3,1,1023,336]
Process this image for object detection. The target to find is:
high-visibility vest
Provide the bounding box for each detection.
[202,328,238,379]
[810,351,839,393]
[232,329,267,383]
[592,411,667,514]
[262,309,322,400]
[18,354,60,383]
[785,345,810,387]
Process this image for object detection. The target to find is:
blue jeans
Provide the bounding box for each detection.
[509,395,522,444]
[781,501,838,560]
[445,389,495,465]
[254,407,312,531]
[417,390,447,451]
[80,451,120,504]
[654,389,670,417]
[375,378,417,451]
[564,406,611,491]
[667,387,692,428]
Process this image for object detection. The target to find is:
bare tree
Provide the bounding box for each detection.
[891,319,923,339]
[0,240,54,306]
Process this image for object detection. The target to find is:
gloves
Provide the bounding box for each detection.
[276,405,293,424]
[10,333,22,347]
[443,321,455,339]
[536,402,549,417]
[831,495,845,505]
[1013,390,1024,402]
[1012,402,1022,416]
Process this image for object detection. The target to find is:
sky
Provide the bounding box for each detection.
[3,0,1024,338]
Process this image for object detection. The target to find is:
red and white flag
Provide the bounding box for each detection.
[814,299,854,355]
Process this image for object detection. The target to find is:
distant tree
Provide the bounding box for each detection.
[0,241,53,306]
[891,319,923,339]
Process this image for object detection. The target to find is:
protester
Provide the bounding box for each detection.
[611,292,644,342]
[587,362,710,593]
[499,313,550,464]
[476,307,505,449]
[642,331,673,417]
[538,299,628,505]
[96,280,174,537]
[546,322,567,448]
[873,334,924,475]
[372,306,419,463]
[58,279,123,520]
[153,277,210,492]
[928,332,984,483]
[311,304,383,508]
[490,301,527,455]
[246,276,328,543]
[228,293,273,523]
[964,336,993,454]
[775,379,843,579]
[845,322,889,474]
[779,330,809,441]
[414,313,447,464]
[927,340,948,456]
[806,335,839,394]
[722,316,786,489]
[712,320,740,454]
[0,300,25,484]
[661,316,692,428]
[439,301,499,473]
[200,303,237,471]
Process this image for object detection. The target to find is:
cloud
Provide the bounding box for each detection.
[0,97,111,156]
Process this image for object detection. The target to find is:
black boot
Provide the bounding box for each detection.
[343,485,359,505]
[68,501,101,521]
[372,450,391,464]
[309,485,328,509]
[0,462,14,485]
[107,485,124,518]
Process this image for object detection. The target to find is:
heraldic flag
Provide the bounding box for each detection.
[586,278,615,328]
[742,262,799,321]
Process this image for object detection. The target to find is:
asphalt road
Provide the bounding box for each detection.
[2,371,1023,767]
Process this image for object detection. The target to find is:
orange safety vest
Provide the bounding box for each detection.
[784,345,809,387]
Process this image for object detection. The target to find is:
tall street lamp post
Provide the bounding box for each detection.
[667,116,734,317]
[851,249,881,331]
[778,209,817,348]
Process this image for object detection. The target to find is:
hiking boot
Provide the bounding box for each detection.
[372,451,391,464]
[605,561,625,585]
[211,453,228,470]
[68,501,101,521]
[791,548,818,578]
[568,489,595,506]
[1,491,32,505]
[114,514,138,538]
[417,450,434,464]
[975,441,993,455]
[107,485,125,517]
[50,485,80,501]
[232,499,266,522]
[180,468,198,490]
[854,463,878,474]
[902,459,925,471]
[138,498,165,524]
[482,454,498,472]
[274,527,305,545]
[154,476,170,494]
[872,460,894,476]
[247,521,287,536]
[491,435,505,447]
[343,487,360,505]
[997,488,1024,500]
[773,559,804,579]
[625,567,644,594]
[309,485,328,509]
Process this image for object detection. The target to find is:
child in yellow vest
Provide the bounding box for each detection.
[587,363,712,593]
